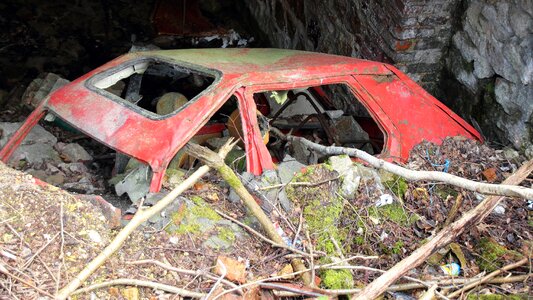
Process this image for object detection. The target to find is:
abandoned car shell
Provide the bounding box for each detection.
[0,48,482,193]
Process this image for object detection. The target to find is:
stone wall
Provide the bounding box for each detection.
[245,0,533,151]
[445,0,532,151]
[245,0,460,93]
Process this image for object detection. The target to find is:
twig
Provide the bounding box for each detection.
[305,230,315,287]
[271,128,533,199]
[126,259,239,290]
[0,261,54,298]
[70,278,205,298]
[0,217,15,225]
[442,193,463,229]
[22,232,59,269]
[292,211,303,248]
[448,257,529,298]
[0,281,21,300]
[258,175,340,190]
[206,259,226,299]
[214,209,321,258]
[212,255,377,300]
[55,140,236,300]
[56,198,65,294]
[5,223,58,283]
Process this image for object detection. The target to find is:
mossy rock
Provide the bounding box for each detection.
[475,237,523,272]
[166,196,221,235]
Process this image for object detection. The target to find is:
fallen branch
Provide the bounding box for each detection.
[271,128,533,199]
[185,142,313,285]
[448,257,529,298]
[355,159,533,299]
[55,140,236,300]
[268,275,531,297]
[126,259,239,290]
[70,278,205,298]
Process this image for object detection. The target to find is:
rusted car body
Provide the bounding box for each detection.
[0,48,482,194]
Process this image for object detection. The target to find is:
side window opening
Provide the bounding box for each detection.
[254,83,385,165]
[91,59,215,117]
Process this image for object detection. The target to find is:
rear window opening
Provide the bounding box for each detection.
[91,59,215,117]
[253,83,385,165]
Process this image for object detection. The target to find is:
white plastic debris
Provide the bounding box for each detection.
[169,236,180,245]
[440,262,461,276]
[492,205,506,215]
[379,231,389,241]
[375,194,394,207]
[273,222,293,247]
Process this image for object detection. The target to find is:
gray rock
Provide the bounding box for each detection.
[340,168,361,199]
[196,217,216,233]
[22,73,70,108]
[45,173,65,185]
[503,147,520,160]
[260,169,292,212]
[8,143,61,166]
[56,143,92,162]
[452,32,494,79]
[203,236,232,250]
[228,188,240,203]
[0,122,57,146]
[114,164,151,202]
[525,145,533,160]
[291,138,313,165]
[509,5,532,39]
[277,155,305,185]
[494,78,533,148]
[327,155,353,176]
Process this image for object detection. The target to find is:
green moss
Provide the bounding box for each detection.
[218,226,236,243]
[287,165,356,289]
[190,196,221,221]
[369,203,418,226]
[167,196,220,235]
[286,166,347,251]
[383,175,408,198]
[476,238,522,272]
[321,269,354,289]
[435,185,459,199]
[391,241,404,255]
[354,236,365,245]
